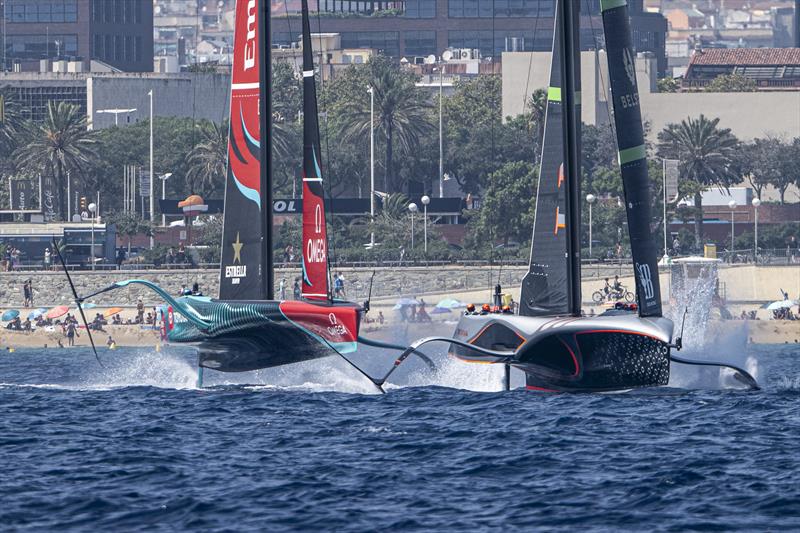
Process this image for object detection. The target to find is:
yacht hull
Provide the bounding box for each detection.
[163,297,362,373]
[450,313,673,392]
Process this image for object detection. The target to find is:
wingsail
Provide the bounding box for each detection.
[219,0,270,300]
[299,0,331,302]
[519,0,581,317]
[602,0,663,317]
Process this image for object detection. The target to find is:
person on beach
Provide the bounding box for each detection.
[136,299,145,324]
[23,280,31,307]
[65,322,79,347]
[43,247,52,270]
[279,278,287,300]
[192,282,203,296]
[106,336,116,349]
[293,278,301,300]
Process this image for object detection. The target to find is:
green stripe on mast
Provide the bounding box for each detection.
[618,144,646,165]
[600,0,627,12]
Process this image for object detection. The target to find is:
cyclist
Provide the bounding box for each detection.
[612,275,624,300]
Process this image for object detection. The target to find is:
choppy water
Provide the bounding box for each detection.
[0,342,798,531]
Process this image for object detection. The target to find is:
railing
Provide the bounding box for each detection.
[1,250,796,273]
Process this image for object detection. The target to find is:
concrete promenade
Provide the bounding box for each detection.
[0,264,796,308]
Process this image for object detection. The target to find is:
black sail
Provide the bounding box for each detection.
[601,0,663,317]
[519,0,581,317]
[219,0,272,300]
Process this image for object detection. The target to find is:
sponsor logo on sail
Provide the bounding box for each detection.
[225,232,247,284]
[243,0,257,71]
[636,262,654,301]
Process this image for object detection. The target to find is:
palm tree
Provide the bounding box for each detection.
[657,114,739,248]
[337,57,433,192]
[14,101,98,220]
[526,88,547,161]
[0,89,22,151]
[186,118,297,198]
[186,121,227,197]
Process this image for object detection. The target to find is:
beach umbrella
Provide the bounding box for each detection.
[2,310,19,321]
[393,297,418,310]
[104,307,124,318]
[765,299,798,311]
[46,305,70,319]
[28,308,47,320]
[82,302,97,310]
[435,298,466,309]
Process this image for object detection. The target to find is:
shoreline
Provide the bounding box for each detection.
[1,317,796,350]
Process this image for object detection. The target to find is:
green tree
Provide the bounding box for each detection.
[467,161,536,250]
[185,121,228,198]
[442,76,536,194]
[657,115,740,247]
[105,211,156,252]
[0,88,23,157]
[14,101,99,220]
[335,56,434,192]
[705,73,758,92]
[774,138,800,204]
[657,77,681,93]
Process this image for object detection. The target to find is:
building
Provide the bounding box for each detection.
[503,49,800,202]
[683,47,800,91]
[270,0,670,76]
[0,71,229,127]
[0,0,154,73]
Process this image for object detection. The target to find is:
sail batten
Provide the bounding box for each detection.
[300,0,331,302]
[219,0,270,301]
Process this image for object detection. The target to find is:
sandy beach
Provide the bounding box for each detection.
[0,300,796,351]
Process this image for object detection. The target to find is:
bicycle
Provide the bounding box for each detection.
[592,286,635,304]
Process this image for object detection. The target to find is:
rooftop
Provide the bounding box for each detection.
[690,48,800,66]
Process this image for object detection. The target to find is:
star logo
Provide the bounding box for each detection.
[232,232,243,264]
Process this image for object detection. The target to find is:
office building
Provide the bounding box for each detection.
[1,0,154,72]
[271,0,669,75]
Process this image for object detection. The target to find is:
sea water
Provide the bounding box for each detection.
[0,342,798,531]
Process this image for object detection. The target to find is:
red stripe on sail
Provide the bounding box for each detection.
[228,0,261,199]
[301,167,329,300]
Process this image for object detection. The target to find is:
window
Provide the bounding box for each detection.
[448,0,555,18]
[404,31,436,57]
[340,32,399,57]
[6,0,78,23]
[6,34,78,60]
[404,0,436,18]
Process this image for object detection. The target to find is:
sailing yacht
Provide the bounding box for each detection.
[406,0,757,392]
[73,0,366,379]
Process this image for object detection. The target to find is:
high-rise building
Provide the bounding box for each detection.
[1,0,154,72]
[271,0,668,75]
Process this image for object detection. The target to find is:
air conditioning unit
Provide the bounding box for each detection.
[461,48,473,60]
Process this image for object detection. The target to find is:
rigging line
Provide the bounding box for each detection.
[521,0,541,119]
[584,0,618,152]
[315,4,338,292]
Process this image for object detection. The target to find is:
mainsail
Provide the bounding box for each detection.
[519,0,581,317]
[601,0,663,317]
[219,0,272,300]
[300,0,331,301]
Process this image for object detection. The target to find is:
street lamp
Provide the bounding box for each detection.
[752,197,761,261]
[160,172,173,227]
[421,195,430,254]
[88,202,97,271]
[408,202,418,251]
[148,89,155,249]
[586,193,596,258]
[434,65,444,197]
[728,199,737,262]
[368,85,375,249]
